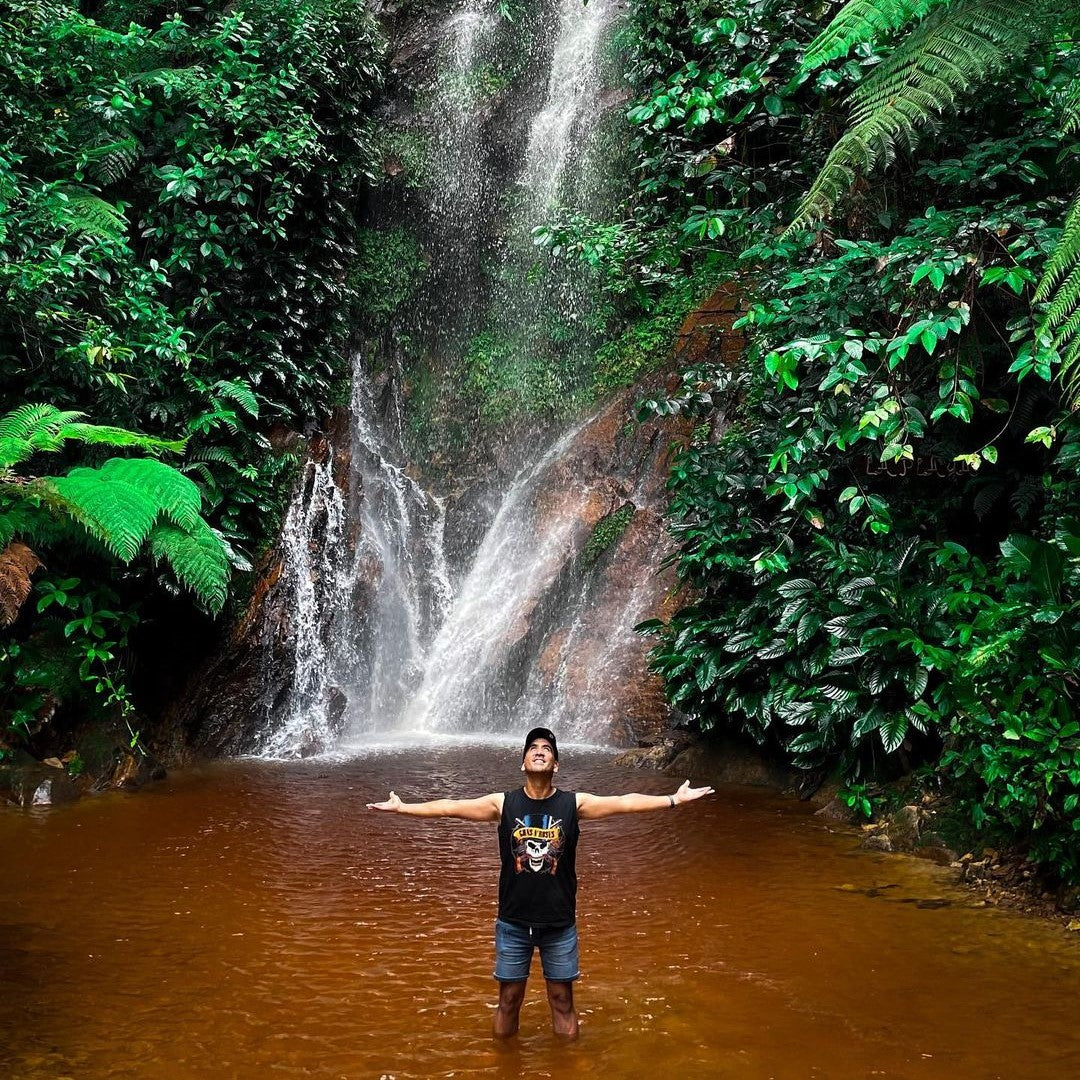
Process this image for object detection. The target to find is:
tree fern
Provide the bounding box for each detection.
[48,463,164,561]
[1,405,229,609]
[789,0,1055,230]
[89,458,204,532]
[148,520,229,613]
[801,0,948,71]
[0,404,184,471]
[43,458,228,607]
[1036,81,1080,403]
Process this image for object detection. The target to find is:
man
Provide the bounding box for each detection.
[366,727,714,1039]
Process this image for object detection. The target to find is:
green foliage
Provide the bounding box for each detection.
[3,578,139,735]
[597,0,1080,879]
[350,228,427,329]
[790,1,1054,230]
[1,0,385,739]
[801,1,947,71]
[582,504,636,566]
[0,403,184,471]
[0,404,230,614]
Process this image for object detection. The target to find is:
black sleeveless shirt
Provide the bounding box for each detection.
[497,788,579,930]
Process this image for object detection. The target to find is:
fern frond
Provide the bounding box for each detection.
[213,379,259,417]
[0,542,43,627]
[51,186,128,241]
[0,405,86,468]
[1035,193,1080,300]
[789,0,1050,230]
[148,519,229,612]
[44,457,205,560]
[82,137,140,186]
[47,465,161,561]
[180,461,217,487]
[1062,75,1080,134]
[94,458,204,532]
[0,404,83,446]
[58,423,185,454]
[1035,191,1080,404]
[0,404,186,469]
[801,0,947,71]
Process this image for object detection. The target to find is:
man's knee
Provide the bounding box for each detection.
[498,980,527,1009]
[545,979,574,1013]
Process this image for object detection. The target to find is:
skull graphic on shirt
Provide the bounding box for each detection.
[511,816,564,874]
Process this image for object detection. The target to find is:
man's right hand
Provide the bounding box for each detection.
[366,791,402,812]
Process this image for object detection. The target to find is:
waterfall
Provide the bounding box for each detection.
[259,0,635,756]
[522,0,619,208]
[402,421,589,735]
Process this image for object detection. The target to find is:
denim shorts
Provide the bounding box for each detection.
[493,918,580,982]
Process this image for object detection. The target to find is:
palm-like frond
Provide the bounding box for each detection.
[0,404,185,469]
[789,0,1051,230]
[801,0,947,71]
[51,185,128,241]
[1036,193,1080,400]
[148,520,229,613]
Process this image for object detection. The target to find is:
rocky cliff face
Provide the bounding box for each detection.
[160,285,745,757]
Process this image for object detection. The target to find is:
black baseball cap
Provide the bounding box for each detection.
[523,727,558,761]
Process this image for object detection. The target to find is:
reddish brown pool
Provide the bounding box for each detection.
[2,740,1080,1078]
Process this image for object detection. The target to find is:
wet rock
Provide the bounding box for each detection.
[887,805,922,851]
[862,834,893,853]
[663,735,795,791]
[613,732,692,771]
[811,784,861,824]
[0,751,81,807]
[1057,885,1080,914]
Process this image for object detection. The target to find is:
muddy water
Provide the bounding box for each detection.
[3,741,1080,1080]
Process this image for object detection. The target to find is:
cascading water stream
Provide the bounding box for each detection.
[261,0,633,756]
[522,0,619,208]
[402,420,590,735]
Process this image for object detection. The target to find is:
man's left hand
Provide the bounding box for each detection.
[672,779,715,805]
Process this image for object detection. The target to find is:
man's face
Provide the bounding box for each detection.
[523,738,556,775]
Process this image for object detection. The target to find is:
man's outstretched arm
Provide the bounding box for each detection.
[576,779,714,820]
[366,790,504,822]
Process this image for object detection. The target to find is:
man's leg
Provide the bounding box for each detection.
[545,979,578,1039]
[493,980,526,1038]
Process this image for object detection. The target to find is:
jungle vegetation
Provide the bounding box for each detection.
[1,0,382,742]
[548,0,1080,880]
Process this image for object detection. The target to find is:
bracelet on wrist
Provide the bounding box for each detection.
[668,793,676,808]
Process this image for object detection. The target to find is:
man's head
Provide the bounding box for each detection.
[521,727,558,775]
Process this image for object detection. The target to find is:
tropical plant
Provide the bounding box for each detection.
[595,0,1080,879]
[791,0,1080,402]
[0,404,230,612]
